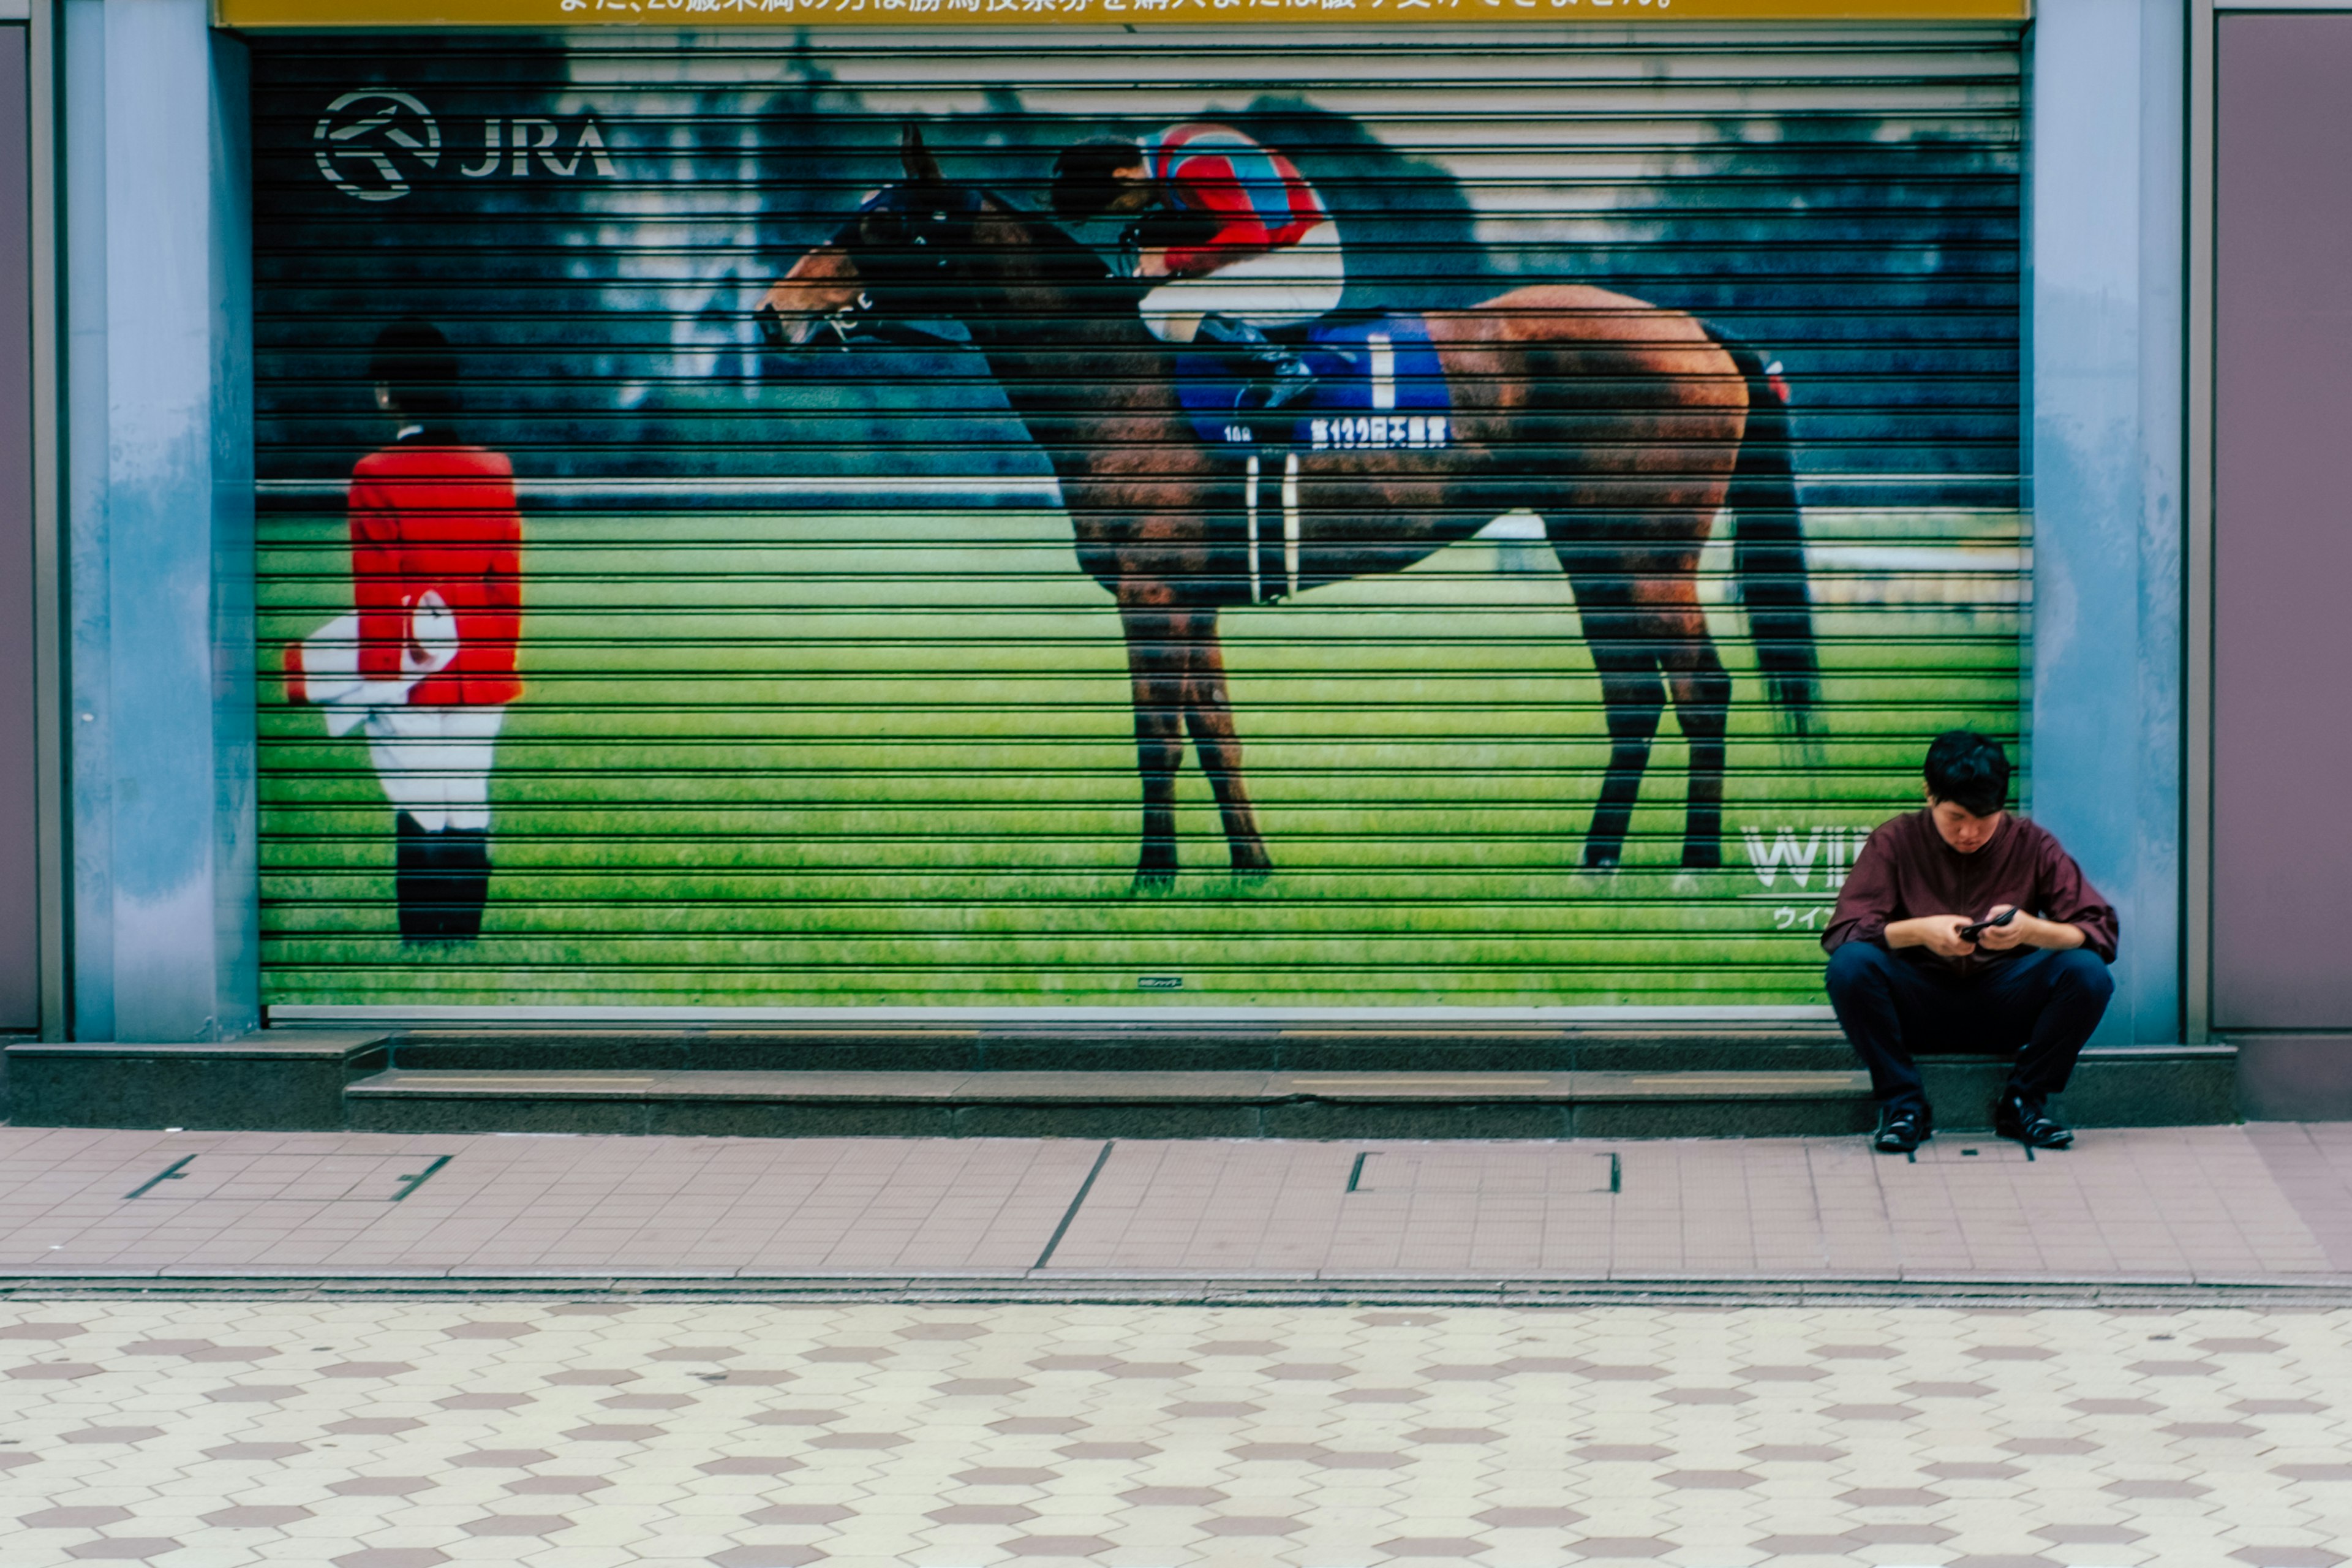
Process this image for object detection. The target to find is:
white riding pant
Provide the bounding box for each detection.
[363,704,507,834]
[1140,223,1346,343]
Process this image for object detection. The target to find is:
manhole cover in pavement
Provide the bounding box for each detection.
[127,1153,454,1202]
[1348,1148,1618,1194]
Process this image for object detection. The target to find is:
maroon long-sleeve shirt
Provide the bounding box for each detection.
[1822,809,2118,975]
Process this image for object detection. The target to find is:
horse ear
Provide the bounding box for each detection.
[901,123,945,188]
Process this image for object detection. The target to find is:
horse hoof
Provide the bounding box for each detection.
[1130,871,1177,896]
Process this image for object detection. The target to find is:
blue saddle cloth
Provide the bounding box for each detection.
[1175,311,1452,452]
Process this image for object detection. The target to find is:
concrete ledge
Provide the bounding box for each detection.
[343,1066,1881,1140]
[2,1033,2239,1139]
[2064,1044,2241,1128]
[1920,1044,2240,1131]
[344,1044,2237,1141]
[5,1033,390,1130]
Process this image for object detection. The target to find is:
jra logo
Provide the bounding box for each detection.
[313,90,440,202]
[315,90,617,201]
[461,119,620,179]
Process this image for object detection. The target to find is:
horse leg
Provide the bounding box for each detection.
[1578,630,1668,870]
[1558,527,1673,869]
[1657,619,1733,870]
[1177,610,1274,879]
[1120,606,1187,891]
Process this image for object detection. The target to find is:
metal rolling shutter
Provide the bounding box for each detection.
[252,24,2024,1016]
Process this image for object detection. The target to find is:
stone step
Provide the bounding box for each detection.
[346,1067,1879,1139]
[343,1046,2239,1141]
[6,1032,2241,1138]
[377,1026,1863,1076]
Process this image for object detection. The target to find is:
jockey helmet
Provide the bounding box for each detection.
[1051,139,1144,221]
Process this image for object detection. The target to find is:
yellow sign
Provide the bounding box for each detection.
[220,0,2029,27]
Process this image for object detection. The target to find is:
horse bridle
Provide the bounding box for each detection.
[813,290,874,349]
[841,184,988,296]
[761,181,995,350]
[763,181,1144,352]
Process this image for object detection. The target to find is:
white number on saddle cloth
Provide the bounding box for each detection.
[1306,330,1450,451]
[284,590,462,738]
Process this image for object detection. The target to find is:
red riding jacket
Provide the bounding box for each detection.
[349,432,524,707]
[1140,123,1327,278]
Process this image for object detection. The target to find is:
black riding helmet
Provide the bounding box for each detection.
[1051,138,1145,221]
[369,317,460,418]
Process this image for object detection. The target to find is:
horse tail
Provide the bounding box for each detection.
[1713,333,1819,733]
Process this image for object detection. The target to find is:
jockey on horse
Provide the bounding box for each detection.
[1051,124,1342,419]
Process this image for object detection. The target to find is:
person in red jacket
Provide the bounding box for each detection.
[341,318,522,943]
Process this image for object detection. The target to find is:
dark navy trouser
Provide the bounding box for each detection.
[1823,941,2115,1115]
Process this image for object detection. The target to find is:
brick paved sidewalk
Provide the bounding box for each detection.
[11,1129,2352,1567]
[6,1296,2352,1566]
[3,1123,2351,1290]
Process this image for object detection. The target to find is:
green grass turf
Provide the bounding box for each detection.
[257,504,2022,1009]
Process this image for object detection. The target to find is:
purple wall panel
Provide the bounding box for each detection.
[2215,14,2352,1031]
[0,26,33,1031]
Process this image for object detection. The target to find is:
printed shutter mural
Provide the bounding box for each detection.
[254,27,2025,1014]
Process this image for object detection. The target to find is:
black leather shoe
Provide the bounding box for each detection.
[1993,1090,2074,1150]
[1874,1104,1932,1155]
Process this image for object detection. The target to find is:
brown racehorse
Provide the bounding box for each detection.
[761,129,1817,890]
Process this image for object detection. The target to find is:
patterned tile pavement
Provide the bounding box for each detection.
[4,1124,2352,1284]
[6,1297,2352,1566]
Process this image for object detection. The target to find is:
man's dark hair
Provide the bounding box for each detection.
[1051,139,1141,221]
[368,317,460,418]
[1924,729,2011,816]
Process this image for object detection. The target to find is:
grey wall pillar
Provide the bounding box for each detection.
[2028,0,2186,1046]
[64,0,255,1042]
[0,20,37,1032]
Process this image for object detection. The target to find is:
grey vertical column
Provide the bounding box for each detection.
[2027,0,2186,1045]
[0,21,35,1032]
[63,0,255,1042]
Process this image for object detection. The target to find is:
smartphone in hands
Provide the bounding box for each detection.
[1956,907,2019,943]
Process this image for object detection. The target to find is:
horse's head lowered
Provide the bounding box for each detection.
[756,124,1119,349]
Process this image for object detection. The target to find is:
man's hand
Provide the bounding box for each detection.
[1976,905,2086,952]
[1885,914,1980,958]
[1974,904,2028,951]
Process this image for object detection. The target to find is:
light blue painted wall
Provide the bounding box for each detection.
[64,0,255,1042]
[2029,0,2187,1045]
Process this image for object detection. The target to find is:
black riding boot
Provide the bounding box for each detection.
[435,829,492,942]
[1196,313,1314,415]
[394,812,437,943]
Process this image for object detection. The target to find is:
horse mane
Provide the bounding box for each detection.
[976,189,1114,285]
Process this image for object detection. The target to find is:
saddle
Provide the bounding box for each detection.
[1173,312,1455,608]
[1174,310,1453,454]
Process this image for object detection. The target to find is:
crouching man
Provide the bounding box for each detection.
[1822,731,2117,1154]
